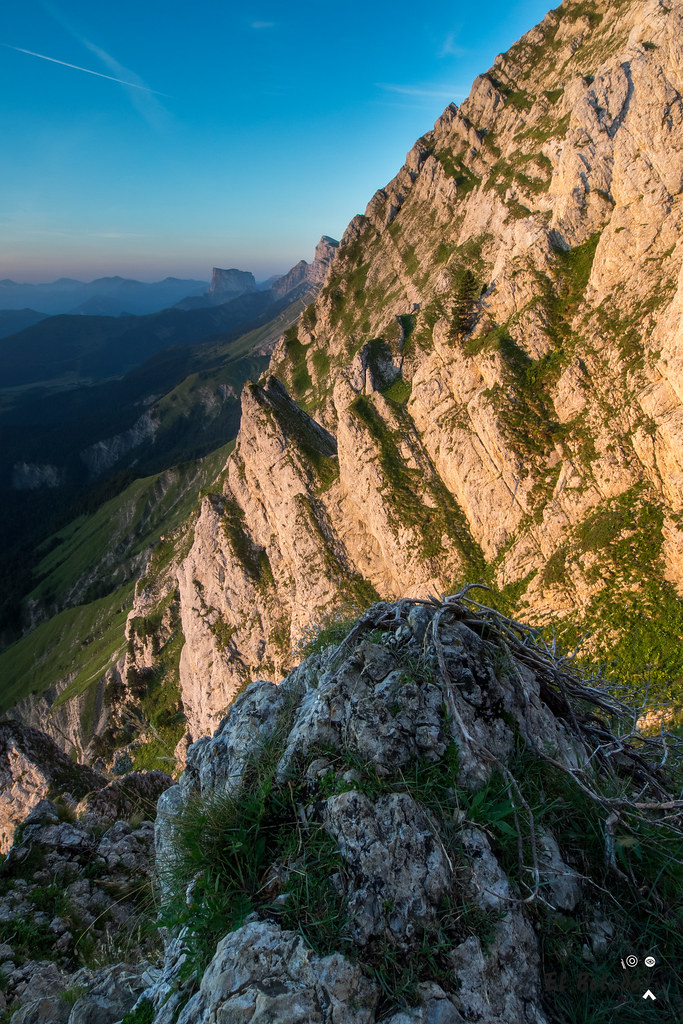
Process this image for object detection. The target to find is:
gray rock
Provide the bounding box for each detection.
[354,641,396,682]
[173,919,378,1024]
[384,985,465,1024]
[97,820,155,874]
[29,823,93,851]
[538,831,582,911]
[77,771,172,824]
[154,785,187,894]
[276,650,447,780]
[587,911,616,955]
[21,801,60,828]
[0,723,105,854]
[450,831,548,1024]
[10,961,69,1003]
[323,790,453,944]
[132,935,190,1024]
[67,962,149,1024]
[180,679,290,798]
[10,997,70,1024]
[407,605,435,645]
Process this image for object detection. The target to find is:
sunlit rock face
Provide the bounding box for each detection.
[160,0,683,738]
[270,235,340,299]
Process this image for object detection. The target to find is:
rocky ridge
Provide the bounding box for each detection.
[0,765,172,1022]
[270,236,340,300]
[2,1,682,1019]
[2,595,679,1022]
[127,0,683,741]
[6,0,683,798]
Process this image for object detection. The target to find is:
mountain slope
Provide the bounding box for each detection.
[160,0,683,737]
[7,0,683,759]
[0,289,286,390]
[0,294,329,759]
[0,288,322,644]
[0,309,48,338]
[0,442,234,763]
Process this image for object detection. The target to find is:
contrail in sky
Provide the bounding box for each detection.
[4,44,169,95]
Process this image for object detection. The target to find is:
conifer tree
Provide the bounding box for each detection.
[451,269,479,338]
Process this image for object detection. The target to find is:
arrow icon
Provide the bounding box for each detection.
[643,990,657,1001]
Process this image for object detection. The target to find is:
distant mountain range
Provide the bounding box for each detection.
[0,239,338,392]
[174,238,339,310]
[0,275,209,317]
[0,251,337,319]
[0,309,48,339]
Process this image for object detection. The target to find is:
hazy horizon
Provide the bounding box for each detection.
[0,269,286,287]
[2,0,553,284]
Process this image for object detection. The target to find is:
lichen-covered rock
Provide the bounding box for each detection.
[174,919,378,1024]
[4,588,678,1023]
[150,574,683,1019]
[322,790,453,944]
[152,597,633,1023]
[452,827,547,1023]
[180,679,291,798]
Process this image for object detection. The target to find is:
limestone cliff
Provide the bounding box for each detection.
[270,236,340,300]
[15,0,683,755]
[207,267,256,302]
[165,0,683,739]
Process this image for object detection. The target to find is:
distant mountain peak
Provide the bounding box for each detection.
[270,235,339,299]
[208,268,257,301]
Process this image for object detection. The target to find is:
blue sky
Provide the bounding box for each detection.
[0,1,554,283]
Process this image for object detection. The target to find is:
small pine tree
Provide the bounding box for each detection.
[451,269,479,338]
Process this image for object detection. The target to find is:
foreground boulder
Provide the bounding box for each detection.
[144,595,681,1023]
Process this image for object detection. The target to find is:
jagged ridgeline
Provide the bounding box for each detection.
[0,1,681,1023]
[4,0,683,762]
[150,0,683,738]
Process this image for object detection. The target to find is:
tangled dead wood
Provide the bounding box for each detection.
[325,584,683,899]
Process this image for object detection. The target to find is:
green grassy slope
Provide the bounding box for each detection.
[0,293,312,718]
[0,441,232,715]
[0,585,133,713]
[0,292,310,646]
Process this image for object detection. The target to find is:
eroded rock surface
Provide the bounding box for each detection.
[0,761,167,1024]
[145,0,683,740]
[174,919,378,1024]
[149,598,610,1024]
[3,595,679,1023]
